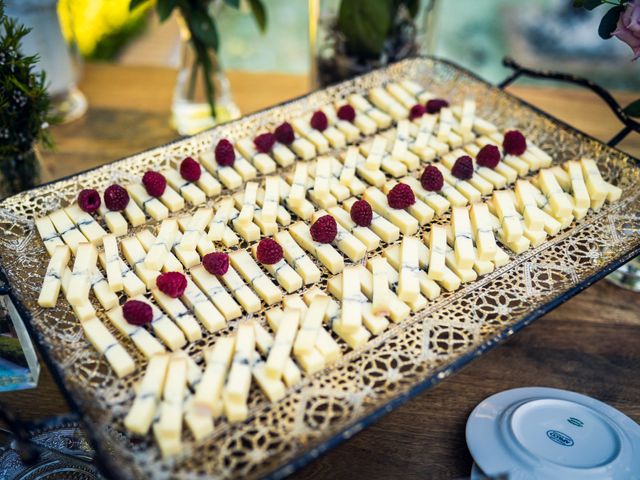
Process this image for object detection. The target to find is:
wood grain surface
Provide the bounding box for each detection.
[1,64,639,479]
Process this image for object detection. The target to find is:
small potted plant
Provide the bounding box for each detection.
[0,0,53,199]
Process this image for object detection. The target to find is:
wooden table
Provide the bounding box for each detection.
[2,64,640,479]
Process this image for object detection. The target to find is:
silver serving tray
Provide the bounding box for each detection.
[0,57,638,479]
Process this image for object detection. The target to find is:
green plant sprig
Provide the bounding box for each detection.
[573,0,640,118]
[0,0,53,158]
[130,0,266,120]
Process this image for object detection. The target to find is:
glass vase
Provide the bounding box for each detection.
[171,15,240,136]
[608,257,640,291]
[0,148,42,200]
[309,0,440,88]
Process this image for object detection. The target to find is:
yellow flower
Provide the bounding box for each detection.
[57,0,152,58]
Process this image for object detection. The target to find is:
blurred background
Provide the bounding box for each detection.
[55,0,638,86]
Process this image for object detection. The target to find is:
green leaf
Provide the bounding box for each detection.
[189,8,219,50]
[129,0,149,11]
[156,0,177,21]
[338,0,393,58]
[623,99,640,117]
[583,0,604,11]
[247,0,267,32]
[224,0,241,8]
[599,6,623,39]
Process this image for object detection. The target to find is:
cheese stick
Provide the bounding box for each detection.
[363,186,418,235]
[152,288,202,342]
[181,277,226,333]
[537,169,573,218]
[82,316,135,378]
[451,206,475,269]
[251,243,302,294]
[230,250,282,305]
[580,157,608,202]
[154,355,187,457]
[49,209,87,254]
[36,216,65,256]
[385,81,417,109]
[492,190,523,243]
[358,262,414,319]
[97,204,128,237]
[427,224,447,282]
[124,354,169,435]
[236,138,277,174]
[348,93,392,129]
[382,180,435,225]
[223,322,255,422]
[192,336,234,426]
[340,266,362,333]
[163,168,206,206]
[289,162,308,208]
[328,205,379,251]
[100,234,123,292]
[410,114,438,161]
[382,245,441,299]
[397,237,421,303]
[469,203,497,261]
[342,197,399,243]
[89,268,119,310]
[266,308,299,379]
[399,176,451,216]
[67,242,97,306]
[144,219,178,270]
[38,245,70,307]
[262,175,280,225]
[220,264,262,313]
[254,322,301,387]
[199,150,243,189]
[190,264,242,320]
[291,117,330,153]
[369,86,408,120]
[514,180,545,232]
[60,268,95,321]
[65,203,107,245]
[237,181,259,226]
[289,221,344,275]
[274,230,322,284]
[106,305,165,359]
[294,295,329,356]
[126,183,169,221]
[370,257,391,317]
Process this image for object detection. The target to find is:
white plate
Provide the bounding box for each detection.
[466,387,640,480]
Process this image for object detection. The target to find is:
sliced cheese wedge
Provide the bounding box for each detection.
[49,209,87,254]
[154,355,187,457]
[67,242,97,306]
[36,216,66,256]
[82,316,135,378]
[223,322,255,422]
[274,230,322,284]
[65,203,107,245]
[289,221,344,275]
[230,249,283,305]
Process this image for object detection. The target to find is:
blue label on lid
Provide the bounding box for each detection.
[546,430,574,447]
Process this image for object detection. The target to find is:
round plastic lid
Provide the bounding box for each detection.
[466,387,640,480]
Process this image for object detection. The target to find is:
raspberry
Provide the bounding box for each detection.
[337,104,356,122]
[451,156,474,180]
[425,98,449,114]
[503,130,527,156]
[409,104,426,120]
[156,271,187,298]
[387,183,415,209]
[310,215,337,243]
[103,184,129,211]
[310,110,328,131]
[420,165,444,191]
[256,238,283,264]
[254,133,276,153]
[476,144,501,169]
[77,189,101,213]
[215,138,235,166]
[180,156,201,182]
[122,299,152,326]
[350,199,372,227]
[275,122,295,145]
[142,171,166,197]
[202,252,229,276]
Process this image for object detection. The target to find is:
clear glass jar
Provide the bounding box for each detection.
[309,0,439,87]
[171,12,241,136]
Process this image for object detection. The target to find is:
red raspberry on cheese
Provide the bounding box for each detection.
[78,189,101,213]
[387,183,416,209]
[156,271,187,298]
[310,215,337,243]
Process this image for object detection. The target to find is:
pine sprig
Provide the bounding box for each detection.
[0,0,53,157]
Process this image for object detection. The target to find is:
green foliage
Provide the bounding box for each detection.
[0,0,53,159]
[337,0,423,59]
[131,0,266,119]
[599,5,624,39]
[0,335,27,367]
[624,99,640,118]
